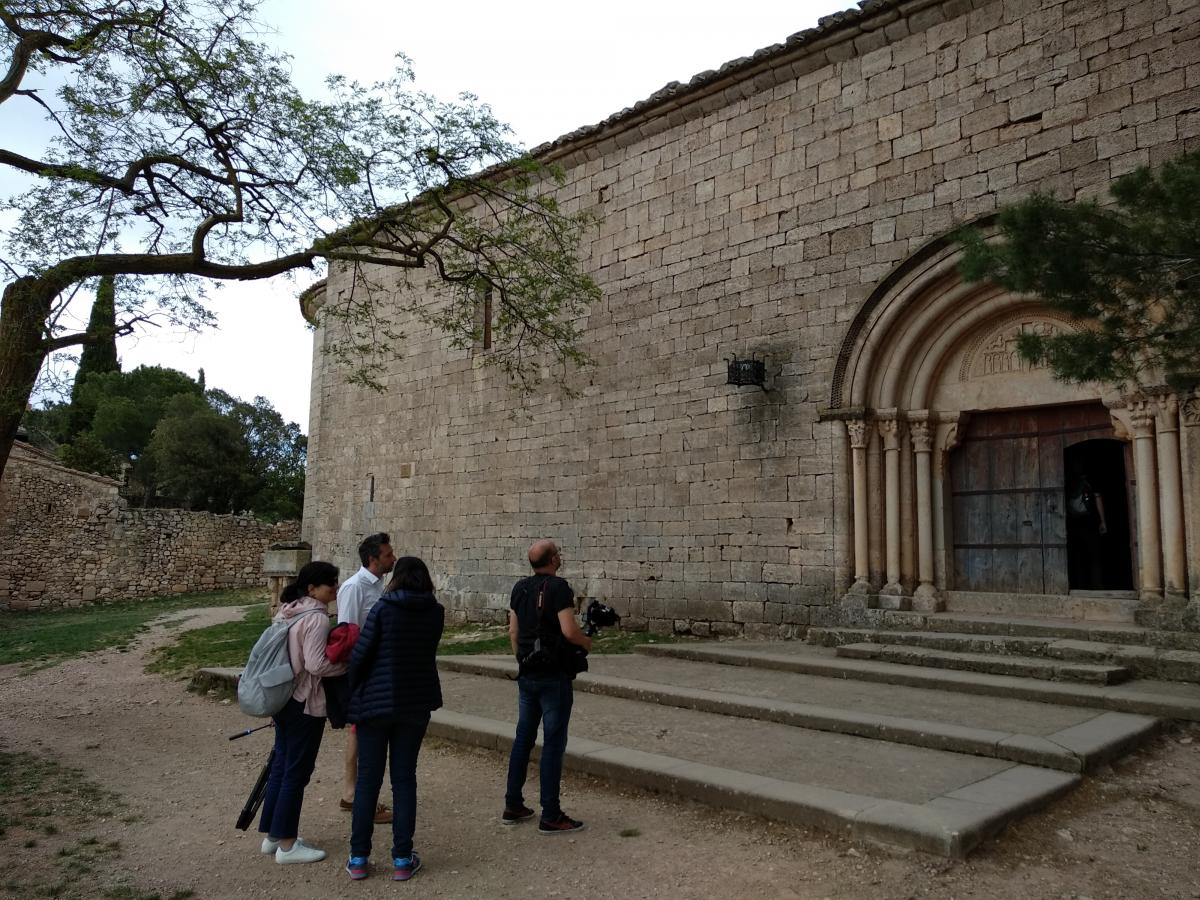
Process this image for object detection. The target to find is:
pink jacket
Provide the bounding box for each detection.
[278,597,348,717]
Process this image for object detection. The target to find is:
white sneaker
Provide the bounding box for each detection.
[276,841,326,864]
[261,837,279,855]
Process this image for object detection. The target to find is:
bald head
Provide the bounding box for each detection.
[528,539,560,573]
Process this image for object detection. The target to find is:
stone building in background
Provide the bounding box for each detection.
[302,0,1200,634]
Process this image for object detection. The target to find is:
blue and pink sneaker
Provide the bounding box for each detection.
[392,852,422,882]
[346,856,369,881]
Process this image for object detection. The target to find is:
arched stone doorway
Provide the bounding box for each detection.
[826,234,1197,623]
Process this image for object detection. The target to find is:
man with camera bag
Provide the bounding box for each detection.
[503,539,591,834]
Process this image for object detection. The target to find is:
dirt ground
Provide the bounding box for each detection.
[1,606,1198,900]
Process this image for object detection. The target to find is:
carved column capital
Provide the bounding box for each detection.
[1180,391,1200,427]
[1128,395,1156,437]
[1154,393,1180,434]
[909,419,932,453]
[877,416,901,451]
[845,419,868,450]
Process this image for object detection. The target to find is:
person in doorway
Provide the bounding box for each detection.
[344,556,444,882]
[1067,466,1108,589]
[336,532,396,822]
[502,539,592,834]
[258,562,347,864]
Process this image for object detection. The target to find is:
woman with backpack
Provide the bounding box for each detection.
[344,556,444,882]
[258,561,347,864]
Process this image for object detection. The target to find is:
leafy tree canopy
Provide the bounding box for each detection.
[146,392,254,514]
[82,365,202,459]
[32,364,305,519]
[0,0,600,481]
[957,151,1200,389]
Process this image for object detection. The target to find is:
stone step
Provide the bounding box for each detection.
[636,643,1200,720]
[808,628,1200,683]
[874,611,1200,652]
[438,656,1158,773]
[433,669,1082,858]
[834,643,1132,685]
[809,627,1054,655]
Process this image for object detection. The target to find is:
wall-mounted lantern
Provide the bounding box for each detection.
[726,356,766,388]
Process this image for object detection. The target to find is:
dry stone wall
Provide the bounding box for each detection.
[0,443,297,610]
[303,0,1200,634]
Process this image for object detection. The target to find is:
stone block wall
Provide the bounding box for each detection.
[303,0,1200,633]
[0,443,298,610]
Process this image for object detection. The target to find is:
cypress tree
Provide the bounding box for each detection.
[67,276,120,436]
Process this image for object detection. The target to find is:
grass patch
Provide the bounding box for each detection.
[0,749,191,900]
[437,623,675,656]
[0,588,264,669]
[145,604,267,678]
[143,609,679,681]
[0,749,124,831]
[619,827,641,838]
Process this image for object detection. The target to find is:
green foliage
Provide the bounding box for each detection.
[957,151,1200,387]
[47,365,302,518]
[436,623,673,656]
[59,430,119,478]
[206,389,306,520]
[82,366,203,461]
[0,0,599,427]
[146,393,253,512]
[68,276,120,437]
[20,401,73,449]
[0,588,261,669]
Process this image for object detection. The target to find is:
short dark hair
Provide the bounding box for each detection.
[529,544,558,570]
[385,556,434,594]
[358,532,391,567]
[278,582,302,605]
[293,561,338,597]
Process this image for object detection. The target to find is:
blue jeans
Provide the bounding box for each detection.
[258,698,325,840]
[505,675,574,821]
[351,713,430,860]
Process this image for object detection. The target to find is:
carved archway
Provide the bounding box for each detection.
[828,236,1132,611]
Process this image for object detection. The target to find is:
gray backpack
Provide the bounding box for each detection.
[237,609,324,718]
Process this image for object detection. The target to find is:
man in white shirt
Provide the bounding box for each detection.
[336,532,396,819]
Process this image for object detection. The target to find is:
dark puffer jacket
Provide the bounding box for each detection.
[347,589,444,724]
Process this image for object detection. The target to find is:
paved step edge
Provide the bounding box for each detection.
[809,628,1054,654]
[439,658,1158,773]
[836,643,1131,685]
[881,612,1200,651]
[634,645,1200,721]
[426,707,1081,858]
[811,628,1200,683]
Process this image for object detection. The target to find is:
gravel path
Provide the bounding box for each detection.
[1,605,1198,899]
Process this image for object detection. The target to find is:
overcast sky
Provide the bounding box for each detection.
[14,0,851,430]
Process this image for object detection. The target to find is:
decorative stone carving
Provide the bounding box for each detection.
[1128,395,1156,436]
[845,419,868,449]
[1155,394,1180,433]
[1181,392,1200,427]
[877,416,901,451]
[959,316,1078,381]
[909,419,932,453]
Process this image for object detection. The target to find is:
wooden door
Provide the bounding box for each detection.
[949,403,1115,594]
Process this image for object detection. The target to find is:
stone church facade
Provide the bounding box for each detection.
[303,0,1200,633]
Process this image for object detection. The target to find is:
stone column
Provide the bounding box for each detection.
[1181,392,1200,620]
[1130,398,1162,602]
[1155,394,1187,601]
[878,414,905,601]
[910,416,938,609]
[846,419,871,597]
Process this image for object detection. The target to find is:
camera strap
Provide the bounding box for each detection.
[532,577,549,645]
